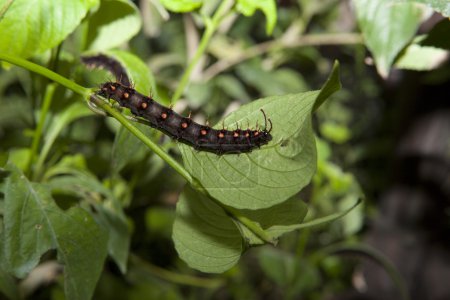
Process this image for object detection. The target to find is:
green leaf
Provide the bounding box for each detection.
[179,62,340,210]
[1,164,108,300]
[46,160,131,274]
[236,0,277,35]
[235,197,308,245]
[0,0,98,58]
[395,43,449,71]
[394,0,450,17]
[354,0,425,77]
[159,0,203,12]
[172,186,243,273]
[86,0,141,51]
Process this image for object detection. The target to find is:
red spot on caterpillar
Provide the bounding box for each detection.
[161,112,168,120]
[123,92,129,99]
[141,102,148,109]
[200,129,208,136]
[181,122,189,129]
[218,132,225,139]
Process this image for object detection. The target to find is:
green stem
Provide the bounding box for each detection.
[26,83,56,177]
[171,0,234,103]
[226,205,275,244]
[0,53,89,97]
[130,254,224,288]
[90,95,194,185]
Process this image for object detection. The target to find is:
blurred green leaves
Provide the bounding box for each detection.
[86,0,141,51]
[1,164,108,300]
[354,0,425,77]
[0,0,98,58]
[236,0,277,34]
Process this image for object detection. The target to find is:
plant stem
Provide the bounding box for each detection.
[171,0,234,103]
[0,53,89,97]
[26,83,56,178]
[130,254,224,288]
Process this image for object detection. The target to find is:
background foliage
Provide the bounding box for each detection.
[0,0,449,299]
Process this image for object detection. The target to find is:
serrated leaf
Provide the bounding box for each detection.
[236,0,277,35]
[86,0,141,51]
[235,197,308,245]
[179,62,340,210]
[395,44,449,71]
[172,186,242,273]
[0,0,98,58]
[1,164,108,300]
[159,0,203,12]
[354,0,425,77]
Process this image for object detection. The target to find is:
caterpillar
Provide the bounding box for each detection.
[97,82,273,154]
[82,54,273,154]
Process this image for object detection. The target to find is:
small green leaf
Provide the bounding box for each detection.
[179,62,340,210]
[86,0,141,51]
[172,186,242,273]
[395,43,449,71]
[159,0,203,12]
[0,0,98,58]
[354,0,425,77]
[37,102,92,170]
[235,197,308,245]
[1,164,108,300]
[236,0,277,35]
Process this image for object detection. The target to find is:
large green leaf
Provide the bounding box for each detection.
[354,0,425,77]
[236,0,277,35]
[1,164,108,300]
[172,186,243,273]
[0,0,98,58]
[179,62,340,210]
[86,0,141,51]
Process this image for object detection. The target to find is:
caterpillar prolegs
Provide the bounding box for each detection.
[83,54,273,154]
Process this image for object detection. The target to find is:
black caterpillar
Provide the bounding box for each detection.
[83,54,272,154]
[98,82,272,154]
